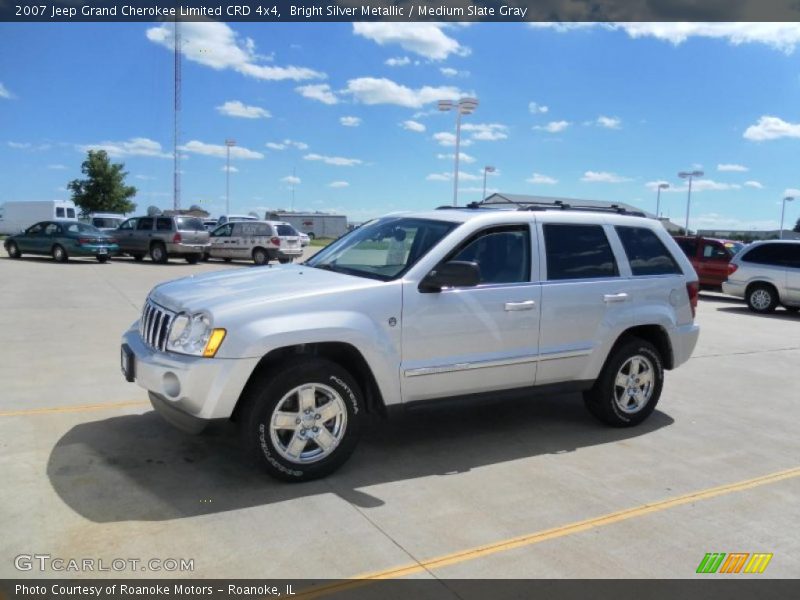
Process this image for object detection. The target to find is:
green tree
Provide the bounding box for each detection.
[68,150,137,215]
[793,217,800,233]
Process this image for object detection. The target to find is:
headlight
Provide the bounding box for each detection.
[166,312,225,357]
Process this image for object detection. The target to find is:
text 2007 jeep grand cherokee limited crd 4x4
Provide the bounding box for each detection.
[121,204,700,481]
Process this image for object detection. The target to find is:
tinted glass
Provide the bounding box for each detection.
[118,219,136,230]
[176,217,205,231]
[616,227,682,276]
[239,223,270,236]
[66,223,100,233]
[544,224,619,280]
[44,223,60,235]
[156,217,173,231]
[451,227,531,284]
[26,223,45,234]
[92,218,123,229]
[66,208,76,218]
[56,208,65,218]
[212,225,232,237]
[742,243,799,267]
[136,218,154,231]
[675,238,697,257]
[276,224,297,236]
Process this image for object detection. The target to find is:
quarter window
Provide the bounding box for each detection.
[450,227,531,284]
[615,226,682,276]
[119,219,136,231]
[544,224,618,280]
[742,243,799,268]
[156,217,173,231]
[44,223,59,235]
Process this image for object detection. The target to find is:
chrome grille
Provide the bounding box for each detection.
[139,300,175,351]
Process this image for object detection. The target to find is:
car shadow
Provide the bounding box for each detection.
[716,306,799,320]
[698,292,741,304]
[1,255,103,265]
[47,394,673,522]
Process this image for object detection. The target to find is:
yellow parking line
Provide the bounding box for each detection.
[0,400,149,418]
[298,466,800,597]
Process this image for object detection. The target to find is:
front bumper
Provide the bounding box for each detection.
[279,247,303,258]
[121,326,259,429]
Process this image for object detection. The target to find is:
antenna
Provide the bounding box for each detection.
[173,19,181,211]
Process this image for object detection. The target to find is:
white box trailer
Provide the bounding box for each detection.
[0,200,78,235]
[265,211,348,239]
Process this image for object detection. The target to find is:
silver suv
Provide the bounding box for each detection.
[121,206,700,481]
[207,220,301,265]
[722,240,800,313]
[115,215,210,264]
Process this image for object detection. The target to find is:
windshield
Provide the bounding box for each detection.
[66,223,101,234]
[176,217,205,231]
[276,224,297,236]
[724,241,745,255]
[306,217,457,281]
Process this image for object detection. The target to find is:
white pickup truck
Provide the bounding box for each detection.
[121,205,699,481]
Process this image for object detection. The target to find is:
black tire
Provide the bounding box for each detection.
[746,283,778,314]
[132,254,145,262]
[150,243,168,264]
[52,244,68,263]
[6,241,21,258]
[97,255,109,264]
[307,232,316,240]
[201,253,210,262]
[278,257,292,264]
[223,257,232,263]
[584,337,663,427]
[784,306,799,313]
[253,247,269,265]
[238,357,364,482]
[185,254,200,265]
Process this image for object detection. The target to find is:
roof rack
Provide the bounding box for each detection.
[435,202,497,210]
[435,199,646,217]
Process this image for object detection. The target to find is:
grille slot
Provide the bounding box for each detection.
[140,300,175,351]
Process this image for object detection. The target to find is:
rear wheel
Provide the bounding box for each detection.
[746,284,778,314]
[238,358,364,482]
[185,254,200,265]
[6,241,21,258]
[253,247,269,265]
[150,243,168,264]
[132,254,144,262]
[584,338,663,427]
[96,255,109,264]
[223,257,232,263]
[52,244,68,263]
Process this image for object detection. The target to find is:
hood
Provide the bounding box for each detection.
[149,264,381,315]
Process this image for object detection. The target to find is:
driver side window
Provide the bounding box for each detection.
[119,219,136,231]
[212,225,233,237]
[27,223,45,235]
[450,226,532,285]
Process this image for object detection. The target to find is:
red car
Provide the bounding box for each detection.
[673,236,745,289]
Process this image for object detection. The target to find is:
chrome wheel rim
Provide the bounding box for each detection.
[269,383,348,464]
[152,247,164,261]
[54,246,64,260]
[751,289,771,310]
[254,250,266,264]
[613,355,655,414]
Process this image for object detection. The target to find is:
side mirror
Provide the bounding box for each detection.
[420,261,481,292]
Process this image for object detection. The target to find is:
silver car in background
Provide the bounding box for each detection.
[207,220,302,265]
[722,240,800,313]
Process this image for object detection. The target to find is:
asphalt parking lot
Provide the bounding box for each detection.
[1,249,798,580]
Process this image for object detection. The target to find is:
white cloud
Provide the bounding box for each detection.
[266,142,285,150]
[717,163,748,172]
[744,180,764,189]
[303,153,362,167]
[266,139,308,151]
[433,132,473,147]
[426,171,481,182]
[437,152,475,164]
[527,173,558,185]
[385,56,411,67]
[534,120,570,133]
[529,102,549,114]
[281,175,301,185]
[78,137,172,159]
[344,77,463,108]
[649,179,742,192]
[146,22,324,81]
[222,165,239,173]
[743,116,800,141]
[461,123,509,141]
[581,171,632,183]
[328,181,350,188]
[645,180,672,191]
[216,100,271,119]
[353,23,469,60]
[531,23,800,54]
[47,164,67,170]
[595,115,621,129]
[426,172,451,181]
[402,120,426,132]
[440,67,458,77]
[180,140,264,159]
[340,116,362,127]
[8,141,31,149]
[0,82,13,99]
[296,83,339,105]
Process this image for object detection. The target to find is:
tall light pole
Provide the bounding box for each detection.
[780,196,795,239]
[655,182,669,218]
[678,170,703,234]
[482,165,495,201]
[438,97,479,206]
[225,139,236,215]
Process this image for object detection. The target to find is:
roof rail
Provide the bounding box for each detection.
[514,200,646,217]
[435,202,497,210]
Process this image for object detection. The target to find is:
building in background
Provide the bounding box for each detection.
[696,229,800,242]
[265,210,348,239]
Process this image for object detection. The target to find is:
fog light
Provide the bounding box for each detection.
[163,372,181,398]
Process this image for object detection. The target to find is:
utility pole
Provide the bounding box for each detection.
[225,139,236,214]
[173,19,181,211]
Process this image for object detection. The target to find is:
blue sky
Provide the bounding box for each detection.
[2,22,800,230]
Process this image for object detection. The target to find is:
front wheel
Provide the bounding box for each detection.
[185,254,200,265]
[584,338,663,427]
[132,254,145,262]
[6,241,21,258]
[150,243,168,264]
[52,244,68,263]
[239,358,364,482]
[747,284,778,314]
[97,255,109,263]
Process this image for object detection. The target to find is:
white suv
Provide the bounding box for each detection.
[121,206,700,481]
[722,240,800,313]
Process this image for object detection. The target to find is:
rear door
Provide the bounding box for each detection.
[781,244,800,304]
[209,224,233,258]
[699,240,733,287]
[276,223,301,253]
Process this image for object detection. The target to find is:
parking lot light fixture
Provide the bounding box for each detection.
[439,97,479,207]
[678,170,703,234]
[655,182,669,218]
[781,196,795,239]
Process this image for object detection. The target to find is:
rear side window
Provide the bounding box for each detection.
[239,223,270,236]
[56,208,65,218]
[66,208,76,218]
[742,243,799,268]
[616,227,681,276]
[276,224,297,236]
[156,217,173,231]
[702,242,730,260]
[176,217,205,231]
[544,224,618,280]
[675,238,697,258]
[136,218,154,231]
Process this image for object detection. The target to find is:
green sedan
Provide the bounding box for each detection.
[3,220,120,263]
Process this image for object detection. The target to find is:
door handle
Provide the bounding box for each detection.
[604,293,629,303]
[504,300,536,311]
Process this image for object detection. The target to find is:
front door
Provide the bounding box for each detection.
[115,218,138,253]
[699,240,732,288]
[401,225,541,402]
[209,224,233,258]
[17,222,46,253]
